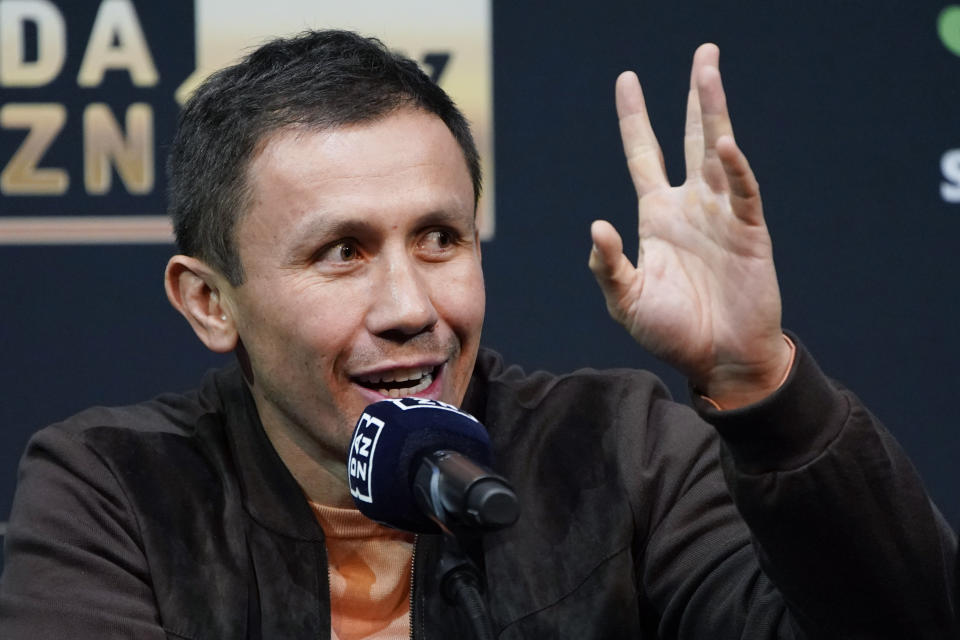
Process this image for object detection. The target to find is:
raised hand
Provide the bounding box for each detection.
[588,44,792,409]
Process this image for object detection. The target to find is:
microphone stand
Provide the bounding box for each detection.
[437,532,495,640]
[413,450,521,639]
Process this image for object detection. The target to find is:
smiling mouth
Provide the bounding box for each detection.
[352,365,439,398]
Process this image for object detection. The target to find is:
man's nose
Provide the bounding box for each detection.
[365,255,439,339]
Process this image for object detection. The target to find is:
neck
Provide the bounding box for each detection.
[269,433,355,507]
[252,398,355,508]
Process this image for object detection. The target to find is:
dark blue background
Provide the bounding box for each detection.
[2,1,958,574]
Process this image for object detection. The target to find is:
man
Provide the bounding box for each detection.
[0,29,956,639]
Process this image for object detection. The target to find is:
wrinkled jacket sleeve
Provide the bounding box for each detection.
[0,422,167,639]
[693,337,957,637]
[625,337,957,638]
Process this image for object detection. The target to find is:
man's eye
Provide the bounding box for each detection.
[336,243,357,261]
[421,229,457,251]
[318,240,360,263]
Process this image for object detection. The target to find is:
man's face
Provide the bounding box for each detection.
[225,108,485,464]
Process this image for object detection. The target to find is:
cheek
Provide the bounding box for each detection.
[437,262,486,340]
[296,288,372,359]
[240,282,367,372]
[439,265,484,404]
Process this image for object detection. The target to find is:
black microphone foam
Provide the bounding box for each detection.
[347,397,494,533]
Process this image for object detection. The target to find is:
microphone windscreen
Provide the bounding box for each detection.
[347,397,493,532]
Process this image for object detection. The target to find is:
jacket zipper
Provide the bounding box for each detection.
[322,532,419,640]
[324,544,331,640]
[409,534,419,640]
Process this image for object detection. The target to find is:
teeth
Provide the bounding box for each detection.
[354,366,436,398]
[384,372,434,398]
[357,366,434,385]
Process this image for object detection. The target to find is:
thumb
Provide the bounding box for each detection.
[588,220,640,314]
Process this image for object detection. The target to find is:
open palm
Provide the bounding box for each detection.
[589,44,791,408]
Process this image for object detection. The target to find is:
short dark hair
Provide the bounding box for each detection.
[167,29,482,285]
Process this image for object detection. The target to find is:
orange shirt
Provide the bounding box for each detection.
[309,502,415,640]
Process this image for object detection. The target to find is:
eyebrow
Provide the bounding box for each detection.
[411,208,477,233]
[291,213,374,244]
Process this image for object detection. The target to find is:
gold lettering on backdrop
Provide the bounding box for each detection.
[0,0,66,87]
[0,103,68,194]
[77,0,158,87]
[83,103,153,194]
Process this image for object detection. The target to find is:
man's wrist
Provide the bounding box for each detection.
[698,334,796,411]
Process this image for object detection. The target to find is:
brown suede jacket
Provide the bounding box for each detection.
[1,338,956,638]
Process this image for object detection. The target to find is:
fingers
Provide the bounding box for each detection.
[717,136,763,225]
[683,86,703,181]
[695,49,735,193]
[616,71,668,197]
[687,44,762,224]
[684,45,718,180]
[588,219,639,310]
[621,43,761,228]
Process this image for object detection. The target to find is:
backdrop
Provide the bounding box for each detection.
[2,1,959,575]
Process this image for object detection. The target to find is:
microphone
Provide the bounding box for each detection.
[347,397,519,534]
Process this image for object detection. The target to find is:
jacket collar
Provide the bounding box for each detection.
[202,349,504,542]
[207,364,326,541]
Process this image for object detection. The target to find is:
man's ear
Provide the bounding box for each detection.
[164,255,238,353]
